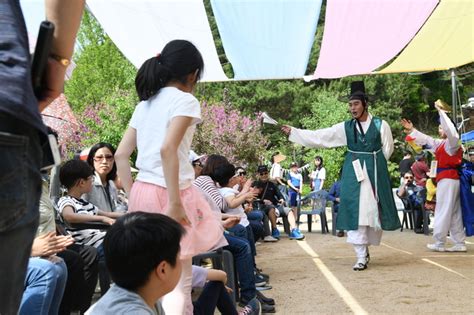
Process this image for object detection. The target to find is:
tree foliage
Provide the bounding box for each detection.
[193,94,269,169]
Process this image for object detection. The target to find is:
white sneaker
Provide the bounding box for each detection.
[445,244,467,252]
[263,235,279,242]
[427,243,445,252]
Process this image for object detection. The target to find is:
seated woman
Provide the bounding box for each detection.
[20,233,72,315]
[84,143,127,212]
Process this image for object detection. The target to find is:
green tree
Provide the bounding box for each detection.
[64,10,137,155]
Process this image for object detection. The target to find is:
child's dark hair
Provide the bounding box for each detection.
[213,163,236,187]
[59,159,94,189]
[314,155,324,170]
[104,212,185,291]
[86,142,117,181]
[201,154,230,179]
[135,40,204,101]
[251,180,265,189]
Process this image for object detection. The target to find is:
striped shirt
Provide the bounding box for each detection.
[193,175,228,212]
[58,196,105,248]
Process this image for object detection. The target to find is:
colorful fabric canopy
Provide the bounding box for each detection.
[379,0,474,74]
[22,0,474,81]
[313,0,439,79]
[210,0,322,80]
[87,0,228,82]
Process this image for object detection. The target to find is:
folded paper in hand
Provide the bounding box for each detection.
[262,112,279,125]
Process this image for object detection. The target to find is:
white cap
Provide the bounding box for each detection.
[189,150,204,164]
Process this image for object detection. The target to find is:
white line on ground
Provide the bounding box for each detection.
[464,240,474,245]
[297,240,368,315]
[380,242,413,255]
[421,258,469,279]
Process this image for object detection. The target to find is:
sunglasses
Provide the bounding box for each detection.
[237,171,246,176]
[259,172,269,176]
[93,155,114,162]
[192,162,202,167]
[404,176,413,179]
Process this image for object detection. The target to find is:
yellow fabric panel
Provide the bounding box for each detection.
[378,0,473,73]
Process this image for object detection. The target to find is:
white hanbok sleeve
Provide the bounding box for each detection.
[288,122,347,148]
[438,109,460,155]
[380,120,394,160]
[409,129,443,153]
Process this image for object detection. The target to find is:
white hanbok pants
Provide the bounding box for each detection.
[433,179,465,246]
[347,226,383,259]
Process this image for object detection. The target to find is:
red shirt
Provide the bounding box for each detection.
[411,160,429,187]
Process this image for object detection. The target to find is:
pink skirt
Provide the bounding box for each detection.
[128,181,227,259]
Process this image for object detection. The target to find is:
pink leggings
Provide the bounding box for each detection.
[161,258,193,315]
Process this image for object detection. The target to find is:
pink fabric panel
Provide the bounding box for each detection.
[313,0,439,79]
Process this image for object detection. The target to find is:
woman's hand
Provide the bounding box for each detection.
[244,190,258,202]
[222,216,240,229]
[241,178,253,193]
[167,202,192,226]
[400,118,414,134]
[31,232,74,257]
[281,125,291,135]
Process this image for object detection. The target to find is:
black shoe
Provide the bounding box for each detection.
[257,291,275,305]
[256,271,270,282]
[261,303,276,313]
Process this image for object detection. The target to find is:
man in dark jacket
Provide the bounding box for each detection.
[253,165,304,240]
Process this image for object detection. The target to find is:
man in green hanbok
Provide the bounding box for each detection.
[282,81,400,271]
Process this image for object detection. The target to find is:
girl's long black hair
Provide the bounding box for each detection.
[135,40,204,101]
[314,155,324,171]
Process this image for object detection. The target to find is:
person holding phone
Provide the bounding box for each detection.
[0,1,85,313]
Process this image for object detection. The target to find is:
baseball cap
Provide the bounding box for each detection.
[189,150,204,164]
[257,165,269,173]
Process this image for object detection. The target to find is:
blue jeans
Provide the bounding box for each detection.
[96,243,111,295]
[0,113,43,313]
[223,233,256,303]
[20,257,68,315]
[227,224,256,262]
[247,210,264,222]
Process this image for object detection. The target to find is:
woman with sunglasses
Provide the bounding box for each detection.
[85,142,124,213]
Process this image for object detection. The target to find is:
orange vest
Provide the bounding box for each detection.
[435,142,462,181]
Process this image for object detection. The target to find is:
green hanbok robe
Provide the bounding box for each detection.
[289,115,400,231]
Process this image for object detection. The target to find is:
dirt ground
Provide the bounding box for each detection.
[255,212,474,314]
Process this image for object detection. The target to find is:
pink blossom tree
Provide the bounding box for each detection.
[193,100,269,168]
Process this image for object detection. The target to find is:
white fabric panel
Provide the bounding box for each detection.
[87,0,228,82]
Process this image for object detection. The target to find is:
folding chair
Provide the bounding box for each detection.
[298,190,329,233]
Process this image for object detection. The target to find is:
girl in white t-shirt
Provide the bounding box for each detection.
[309,155,326,192]
[115,40,224,315]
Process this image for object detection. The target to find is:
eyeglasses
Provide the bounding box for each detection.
[259,172,268,176]
[93,155,114,162]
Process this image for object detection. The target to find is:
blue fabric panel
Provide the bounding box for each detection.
[461,130,474,143]
[210,0,322,80]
